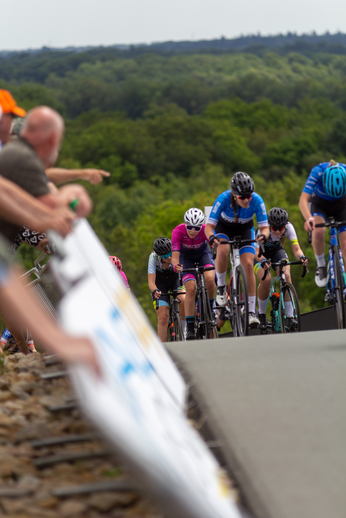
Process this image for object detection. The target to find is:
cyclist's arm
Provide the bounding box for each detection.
[291,243,303,258]
[205,223,216,241]
[291,243,308,264]
[148,273,158,292]
[258,225,270,240]
[299,192,315,230]
[148,273,161,299]
[172,251,180,267]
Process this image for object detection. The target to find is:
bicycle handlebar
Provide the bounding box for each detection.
[270,259,309,278]
[181,265,215,273]
[213,236,260,259]
[315,218,346,229]
[217,237,258,247]
[155,289,185,310]
[308,218,346,243]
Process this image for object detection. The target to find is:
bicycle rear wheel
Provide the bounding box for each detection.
[234,265,248,337]
[280,282,301,333]
[333,248,346,329]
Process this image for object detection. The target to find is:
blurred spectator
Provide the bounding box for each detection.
[0,106,92,247]
[0,89,26,147]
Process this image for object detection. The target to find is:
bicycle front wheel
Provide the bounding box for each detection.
[280,282,301,333]
[234,265,248,337]
[333,248,346,329]
[173,314,185,341]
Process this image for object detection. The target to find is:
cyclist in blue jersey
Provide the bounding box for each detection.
[205,172,270,327]
[299,160,346,287]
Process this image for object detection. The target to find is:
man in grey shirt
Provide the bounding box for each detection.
[0,105,92,245]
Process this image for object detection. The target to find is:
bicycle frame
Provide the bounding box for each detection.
[264,259,306,333]
[216,236,259,336]
[156,289,185,341]
[181,264,217,340]
[311,217,346,329]
[325,226,346,302]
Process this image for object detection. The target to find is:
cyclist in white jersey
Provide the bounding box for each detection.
[148,237,185,341]
[254,207,309,331]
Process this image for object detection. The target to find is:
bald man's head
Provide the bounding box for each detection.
[21,107,64,167]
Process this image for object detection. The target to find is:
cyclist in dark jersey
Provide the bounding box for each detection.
[254,207,308,331]
[171,208,215,341]
[148,237,185,342]
[299,160,346,287]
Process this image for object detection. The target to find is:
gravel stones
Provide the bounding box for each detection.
[0,353,162,518]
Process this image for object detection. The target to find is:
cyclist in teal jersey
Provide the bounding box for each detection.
[205,172,269,327]
[299,160,346,287]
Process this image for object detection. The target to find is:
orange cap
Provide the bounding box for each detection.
[0,90,26,117]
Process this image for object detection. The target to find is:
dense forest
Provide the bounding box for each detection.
[2,33,346,328]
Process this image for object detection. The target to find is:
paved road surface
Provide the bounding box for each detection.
[167,330,346,518]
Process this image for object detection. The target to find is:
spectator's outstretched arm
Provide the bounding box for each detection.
[46,168,110,186]
[0,176,75,236]
[0,267,100,375]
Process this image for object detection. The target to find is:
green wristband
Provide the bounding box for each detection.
[69,199,79,211]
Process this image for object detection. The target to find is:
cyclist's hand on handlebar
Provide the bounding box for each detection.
[151,288,161,299]
[173,263,182,273]
[256,233,267,245]
[299,255,309,266]
[304,217,315,232]
[260,258,270,270]
[208,235,220,249]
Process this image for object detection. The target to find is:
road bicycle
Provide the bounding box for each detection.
[261,259,307,334]
[181,264,218,340]
[155,275,186,341]
[215,236,260,337]
[309,217,346,329]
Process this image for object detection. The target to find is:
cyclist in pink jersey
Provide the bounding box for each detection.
[109,256,130,290]
[172,208,216,340]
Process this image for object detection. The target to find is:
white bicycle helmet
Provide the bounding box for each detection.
[184,208,205,226]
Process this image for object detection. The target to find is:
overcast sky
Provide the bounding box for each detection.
[1,0,345,51]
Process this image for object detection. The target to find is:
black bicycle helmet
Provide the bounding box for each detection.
[153,237,171,256]
[230,172,255,197]
[268,207,289,228]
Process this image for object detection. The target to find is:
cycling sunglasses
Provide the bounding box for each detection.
[237,194,252,200]
[271,225,285,232]
[160,252,172,259]
[186,225,202,231]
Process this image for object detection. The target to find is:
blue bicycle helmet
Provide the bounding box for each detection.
[323,165,346,198]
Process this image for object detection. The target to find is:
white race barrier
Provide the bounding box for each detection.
[51,219,241,518]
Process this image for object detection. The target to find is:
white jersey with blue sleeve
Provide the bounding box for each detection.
[303,162,346,201]
[148,252,174,274]
[207,190,268,227]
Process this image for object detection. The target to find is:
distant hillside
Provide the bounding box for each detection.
[1,31,346,58]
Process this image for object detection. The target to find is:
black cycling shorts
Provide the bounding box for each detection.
[152,270,182,307]
[310,194,346,233]
[254,246,288,274]
[214,221,255,255]
[180,248,214,284]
